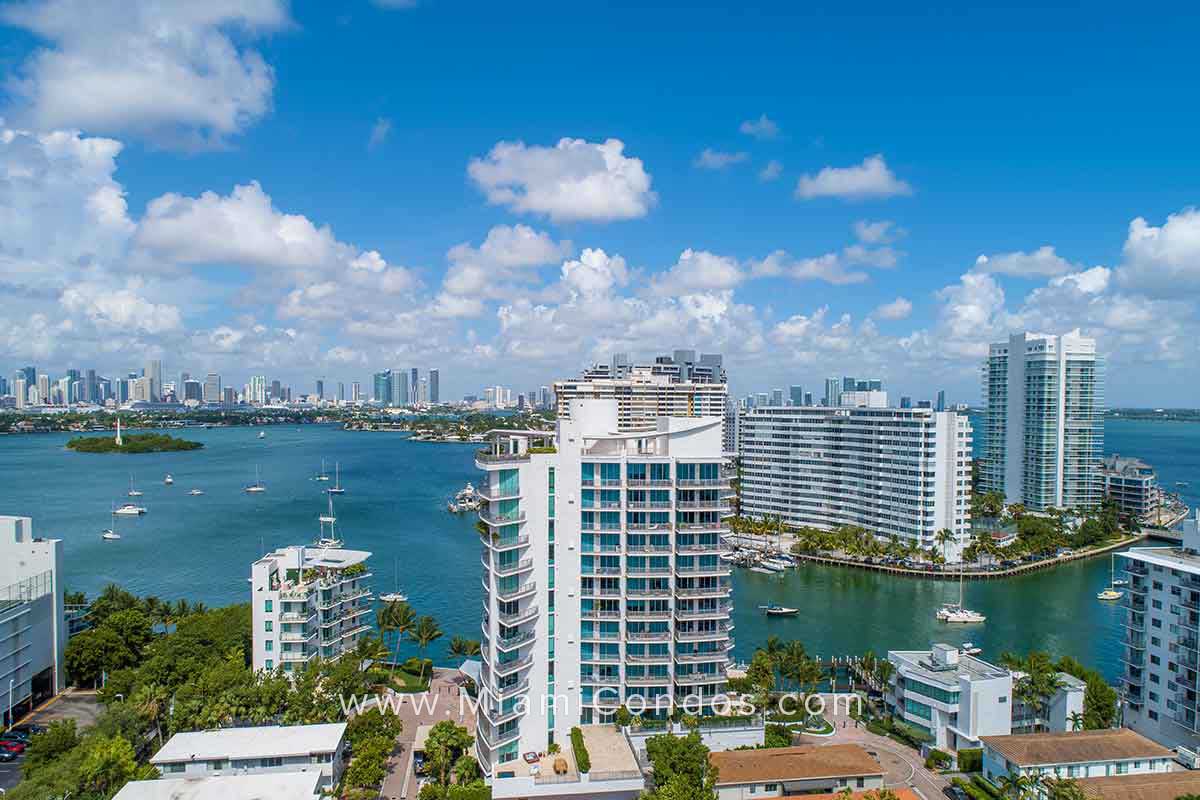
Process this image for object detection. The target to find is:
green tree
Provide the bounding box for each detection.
[21,719,80,772]
[132,681,172,745]
[424,720,474,786]
[89,583,141,626]
[644,731,715,790]
[407,615,444,685]
[447,635,481,658]
[935,528,957,563]
[378,600,417,675]
[65,626,133,687]
[103,608,155,658]
[78,734,141,797]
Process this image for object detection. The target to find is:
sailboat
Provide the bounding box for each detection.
[258,430,266,439]
[315,459,330,482]
[101,508,121,540]
[164,474,174,485]
[1098,555,1125,601]
[380,557,407,603]
[327,462,345,495]
[127,474,143,497]
[244,465,266,493]
[758,602,799,616]
[314,494,343,548]
[938,558,986,623]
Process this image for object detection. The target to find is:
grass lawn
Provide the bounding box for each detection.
[376,659,433,693]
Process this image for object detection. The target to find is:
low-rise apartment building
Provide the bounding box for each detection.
[150,723,347,789]
[981,729,1175,783]
[249,546,373,673]
[887,644,1084,752]
[113,772,322,800]
[708,744,885,800]
[1100,455,1165,524]
[490,724,645,799]
[739,406,973,560]
[0,515,66,727]
[1117,509,1200,751]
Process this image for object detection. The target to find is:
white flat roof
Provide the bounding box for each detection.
[1121,546,1200,576]
[151,723,346,764]
[303,548,370,569]
[113,772,321,800]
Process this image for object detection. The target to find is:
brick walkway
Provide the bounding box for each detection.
[379,669,477,800]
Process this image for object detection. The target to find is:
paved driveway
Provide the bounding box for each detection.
[378,669,477,800]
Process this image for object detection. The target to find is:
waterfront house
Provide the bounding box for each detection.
[1099,454,1165,524]
[149,722,347,789]
[886,644,1084,753]
[1116,508,1200,752]
[980,729,1175,783]
[113,772,321,799]
[708,744,885,800]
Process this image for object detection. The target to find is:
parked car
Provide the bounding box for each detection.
[0,741,25,754]
[0,749,15,762]
[0,731,30,742]
[10,724,45,737]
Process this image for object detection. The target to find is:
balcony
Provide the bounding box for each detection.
[676,625,733,641]
[476,449,530,466]
[477,483,521,502]
[478,724,522,749]
[676,522,728,533]
[626,478,673,488]
[625,674,671,686]
[486,533,530,551]
[676,583,732,598]
[675,604,733,619]
[582,651,621,663]
[279,610,316,623]
[581,629,621,641]
[626,651,671,663]
[627,630,671,642]
[677,477,730,488]
[492,558,535,577]
[481,703,525,727]
[627,522,673,532]
[676,542,725,553]
[626,608,672,619]
[480,509,526,527]
[495,630,536,651]
[583,566,623,576]
[280,629,317,643]
[494,654,534,676]
[279,649,312,662]
[627,566,673,577]
[626,500,673,509]
[497,605,539,626]
[317,587,372,610]
[322,623,372,645]
[581,608,622,620]
[1179,635,1200,653]
[495,581,537,601]
[626,543,673,553]
[319,604,372,627]
[675,647,732,663]
[675,564,730,577]
[674,669,727,684]
[581,586,623,598]
[1122,671,1144,688]
[580,543,624,554]
[494,679,530,699]
[676,500,727,510]
[627,587,672,598]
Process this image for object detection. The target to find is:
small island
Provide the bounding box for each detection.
[67,432,204,454]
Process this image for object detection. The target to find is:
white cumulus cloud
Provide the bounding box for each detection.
[1118,208,1200,296]
[973,245,1076,277]
[758,160,783,182]
[873,297,913,320]
[467,138,655,223]
[694,148,749,170]
[794,154,912,200]
[739,113,780,140]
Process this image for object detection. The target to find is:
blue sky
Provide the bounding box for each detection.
[2,0,1200,404]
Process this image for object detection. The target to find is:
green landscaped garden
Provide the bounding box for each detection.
[66,432,204,454]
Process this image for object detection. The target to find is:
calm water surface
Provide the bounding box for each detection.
[1,417,1197,677]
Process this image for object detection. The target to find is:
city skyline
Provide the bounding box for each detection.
[0,4,1198,404]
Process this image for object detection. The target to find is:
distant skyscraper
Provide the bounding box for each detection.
[249,375,267,405]
[315,379,324,400]
[391,369,407,407]
[337,382,345,402]
[145,359,163,401]
[20,366,35,388]
[373,371,392,405]
[756,392,768,407]
[221,386,236,405]
[980,329,1104,510]
[14,378,27,409]
[900,396,913,409]
[824,377,840,407]
[85,369,97,403]
[789,385,803,406]
[203,373,222,404]
[271,380,282,401]
[351,381,362,402]
[429,369,439,404]
[409,368,419,404]
[936,389,946,412]
[539,386,550,409]
[419,377,428,404]
[36,374,49,403]
[183,379,202,401]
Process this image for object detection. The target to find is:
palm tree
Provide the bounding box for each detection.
[935,529,956,563]
[1067,710,1085,731]
[997,772,1033,800]
[354,634,391,667]
[170,599,191,624]
[448,636,481,658]
[407,615,444,685]
[378,600,416,676]
[141,596,169,632]
[132,682,171,745]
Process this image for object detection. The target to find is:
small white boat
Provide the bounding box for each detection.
[1112,578,1129,587]
[380,592,408,603]
[763,557,793,571]
[113,503,146,516]
[327,462,346,495]
[258,431,266,439]
[244,465,266,493]
[1097,588,1124,601]
[127,474,143,497]
[188,488,204,496]
[759,603,799,616]
[101,529,121,541]
[938,605,987,624]
[163,474,174,485]
[315,459,330,482]
[314,494,343,548]
[960,642,982,656]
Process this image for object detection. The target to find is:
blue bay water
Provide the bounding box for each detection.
[1,417,1197,676]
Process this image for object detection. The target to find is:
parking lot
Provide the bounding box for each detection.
[0,689,103,793]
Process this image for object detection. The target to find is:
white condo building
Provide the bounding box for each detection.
[980,330,1105,511]
[738,406,973,560]
[474,399,733,776]
[1117,509,1200,752]
[250,546,373,674]
[555,350,732,454]
[0,516,66,727]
